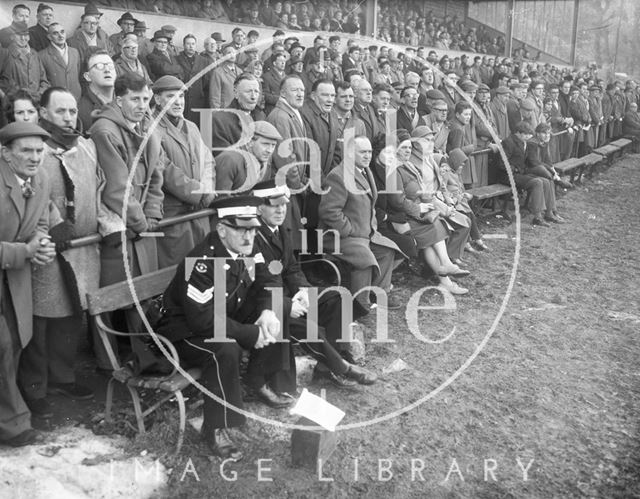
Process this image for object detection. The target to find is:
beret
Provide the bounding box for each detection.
[161,25,177,33]
[253,121,283,141]
[495,86,511,95]
[152,75,185,93]
[426,89,446,100]
[520,99,536,111]
[0,122,50,145]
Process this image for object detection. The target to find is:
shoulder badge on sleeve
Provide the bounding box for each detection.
[195,262,208,273]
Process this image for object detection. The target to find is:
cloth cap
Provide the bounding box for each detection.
[273,30,285,37]
[0,122,50,146]
[289,42,305,52]
[211,32,226,42]
[211,196,262,227]
[37,4,53,13]
[152,75,185,93]
[411,125,434,138]
[459,80,478,92]
[395,128,412,144]
[448,148,468,169]
[477,83,490,92]
[253,121,283,141]
[495,86,511,95]
[151,30,168,42]
[520,99,536,111]
[253,179,290,206]
[287,55,303,66]
[12,22,29,35]
[426,89,446,100]
[161,25,177,33]
[588,85,600,91]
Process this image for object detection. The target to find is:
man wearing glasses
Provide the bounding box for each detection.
[146,30,183,81]
[157,196,285,461]
[114,35,151,84]
[78,50,114,130]
[68,13,113,66]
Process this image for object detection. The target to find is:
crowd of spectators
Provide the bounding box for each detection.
[1,1,639,456]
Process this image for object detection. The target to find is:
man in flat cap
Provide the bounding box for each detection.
[0,3,31,48]
[489,86,512,140]
[252,179,376,386]
[215,120,281,193]
[109,12,136,58]
[209,45,242,109]
[156,195,284,460]
[28,3,54,52]
[0,121,56,446]
[146,30,183,81]
[0,21,49,101]
[152,75,216,268]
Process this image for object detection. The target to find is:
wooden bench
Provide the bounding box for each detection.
[554,157,586,183]
[622,135,640,153]
[467,183,512,214]
[592,144,621,165]
[610,138,633,155]
[580,153,607,180]
[86,265,201,454]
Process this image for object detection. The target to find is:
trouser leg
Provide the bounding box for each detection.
[175,338,245,430]
[289,317,348,375]
[350,266,373,309]
[46,315,81,384]
[541,177,557,215]
[446,225,471,260]
[18,316,48,401]
[516,175,545,216]
[468,211,482,241]
[0,281,31,440]
[371,243,395,292]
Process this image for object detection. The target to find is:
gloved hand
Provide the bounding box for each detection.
[146,217,161,231]
[49,221,76,252]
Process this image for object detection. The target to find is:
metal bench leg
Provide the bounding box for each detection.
[175,390,187,454]
[126,385,146,434]
[105,377,116,423]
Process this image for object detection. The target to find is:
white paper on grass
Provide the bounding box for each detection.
[289,388,346,431]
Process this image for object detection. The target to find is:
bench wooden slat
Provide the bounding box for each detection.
[467,184,511,200]
[581,153,605,166]
[610,138,632,148]
[86,265,177,315]
[593,145,620,156]
[554,158,584,174]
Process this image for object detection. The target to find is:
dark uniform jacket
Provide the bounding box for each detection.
[157,231,269,347]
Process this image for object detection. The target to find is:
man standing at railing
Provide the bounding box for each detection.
[89,73,164,371]
[152,76,216,268]
[21,88,102,420]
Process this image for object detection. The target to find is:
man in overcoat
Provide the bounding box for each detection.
[0,122,56,446]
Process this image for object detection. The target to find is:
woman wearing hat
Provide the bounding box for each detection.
[379,129,470,295]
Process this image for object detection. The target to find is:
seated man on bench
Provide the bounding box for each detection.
[251,179,377,388]
[500,121,564,226]
[156,196,288,462]
[527,123,574,190]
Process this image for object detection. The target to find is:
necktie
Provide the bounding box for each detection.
[22,181,34,199]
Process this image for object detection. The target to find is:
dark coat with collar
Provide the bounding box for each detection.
[210,99,266,157]
[28,23,50,52]
[0,160,51,347]
[39,44,82,101]
[0,45,49,99]
[157,231,269,346]
[300,100,340,179]
[146,48,183,81]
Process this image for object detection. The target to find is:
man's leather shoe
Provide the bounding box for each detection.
[472,239,489,251]
[255,384,294,408]
[205,428,243,461]
[3,429,41,447]
[339,350,365,366]
[344,364,377,385]
[312,367,357,388]
[532,217,550,227]
[26,398,53,419]
[48,383,95,401]
[545,214,565,224]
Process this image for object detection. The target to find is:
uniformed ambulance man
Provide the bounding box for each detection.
[156,196,283,461]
